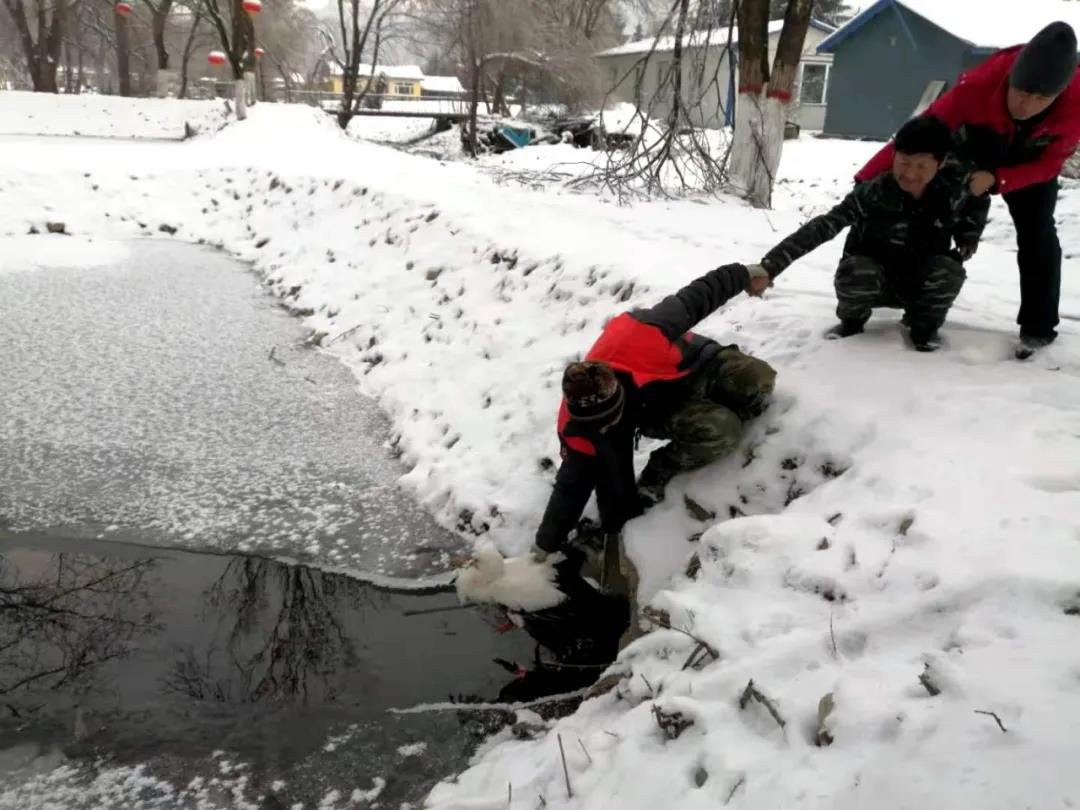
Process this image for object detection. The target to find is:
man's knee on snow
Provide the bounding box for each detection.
[835,256,886,298]
[924,254,967,290]
[705,349,777,419]
[666,402,745,467]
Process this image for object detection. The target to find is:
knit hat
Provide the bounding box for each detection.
[894,115,953,160]
[562,361,624,423]
[1010,22,1078,96]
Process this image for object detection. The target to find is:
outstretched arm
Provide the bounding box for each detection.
[760,190,864,277]
[632,263,750,341]
[534,450,596,553]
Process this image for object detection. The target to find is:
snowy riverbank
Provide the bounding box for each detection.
[2,94,1080,809]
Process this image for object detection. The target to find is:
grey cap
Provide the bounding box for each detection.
[1010,21,1078,96]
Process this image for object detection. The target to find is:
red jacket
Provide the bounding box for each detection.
[857,46,1080,195]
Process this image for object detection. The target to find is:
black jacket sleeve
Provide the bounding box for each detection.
[534,450,596,552]
[631,263,750,341]
[761,189,865,277]
[953,192,990,247]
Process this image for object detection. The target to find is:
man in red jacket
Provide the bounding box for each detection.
[857,22,1080,356]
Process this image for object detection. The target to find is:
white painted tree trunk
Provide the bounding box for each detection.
[730,90,788,208]
[233,78,247,120]
[244,71,257,107]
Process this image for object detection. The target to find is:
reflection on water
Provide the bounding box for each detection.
[0,534,542,810]
[0,549,159,717]
[163,557,362,705]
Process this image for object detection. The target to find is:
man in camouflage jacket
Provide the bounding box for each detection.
[751,116,991,352]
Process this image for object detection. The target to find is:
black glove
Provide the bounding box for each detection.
[955,240,978,262]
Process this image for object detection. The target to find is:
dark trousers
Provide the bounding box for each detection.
[1003,180,1061,339]
[638,348,777,487]
[835,254,966,332]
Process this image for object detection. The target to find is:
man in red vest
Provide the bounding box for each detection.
[856,22,1080,357]
[532,263,775,570]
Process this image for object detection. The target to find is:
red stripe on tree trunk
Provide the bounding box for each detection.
[738,84,764,94]
[767,89,793,101]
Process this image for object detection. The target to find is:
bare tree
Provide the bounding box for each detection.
[177,3,206,96]
[198,0,257,116]
[568,0,735,199]
[729,0,813,207]
[1,0,78,91]
[333,0,405,129]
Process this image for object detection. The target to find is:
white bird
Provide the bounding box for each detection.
[455,541,568,613]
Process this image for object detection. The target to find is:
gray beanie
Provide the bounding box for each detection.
[1010,21,1078,96]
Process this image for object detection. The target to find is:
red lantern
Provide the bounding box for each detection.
[208,51,227,67]
[254,47,266,59]
[242,0,262,13]
[115,1,132,14]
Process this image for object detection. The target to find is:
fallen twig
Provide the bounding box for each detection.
[829,613,838,659]
[401,604,474,617]
[725,776,746,805]
[639,673,655,695]
[557,734,573,799]
[643,606,719,666]
[739,679,786,729]
[577,737,592,765]
[974,709,1008,733]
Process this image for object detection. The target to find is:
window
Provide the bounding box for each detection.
[392,82,413,96]
[800,63,829,105]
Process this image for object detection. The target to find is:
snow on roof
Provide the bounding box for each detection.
[596,18,834,58]
[596,20,781,58]
[819,0,1080,52]
[421,75,465,94]
[326,63,426,80]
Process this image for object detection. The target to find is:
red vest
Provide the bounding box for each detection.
[557,314,695,457]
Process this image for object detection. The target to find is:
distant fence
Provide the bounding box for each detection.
[288,91,471,117]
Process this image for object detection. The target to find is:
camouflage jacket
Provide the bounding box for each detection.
[761,162,991,277]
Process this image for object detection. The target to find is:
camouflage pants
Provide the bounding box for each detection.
[836,254,966,332]
[638,347,776,488]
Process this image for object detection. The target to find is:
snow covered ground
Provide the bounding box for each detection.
[0,91,230,138]
[3,93,1080,808]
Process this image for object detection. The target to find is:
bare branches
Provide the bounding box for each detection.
[974,709,1008,733]
[568,0,734,200]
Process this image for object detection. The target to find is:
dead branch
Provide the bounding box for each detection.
[557,734,573,799]
[643,605,720,666]
[974,709,1008,733]
[738,679,786,729]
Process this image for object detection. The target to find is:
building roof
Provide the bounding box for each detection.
[421,75,465,94]
[596,18,834,58]
[818,0,1080,53]
[325,63,426,80]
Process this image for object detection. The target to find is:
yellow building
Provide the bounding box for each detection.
[326,64,424,97]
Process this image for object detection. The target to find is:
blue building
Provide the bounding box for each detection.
[817,0,1080,140]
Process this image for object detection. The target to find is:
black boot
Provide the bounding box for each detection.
[826,318,866,340]
[910,327,942,353]
[636,457,677,508]
[1016,331,1056,359]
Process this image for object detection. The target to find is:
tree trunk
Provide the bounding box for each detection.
[5,0,65,92]
[730,0,770,204]
[234,77,247,118]
[730,0,812,208]
[64,38,73,93]
[115,8,131,96]
[151,0,171,69]
[178,10,201,99]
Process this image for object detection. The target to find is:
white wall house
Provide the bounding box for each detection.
[595,20,835,131]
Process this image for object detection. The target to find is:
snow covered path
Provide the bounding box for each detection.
[0,238,459,580]
[2,95,1080,808]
